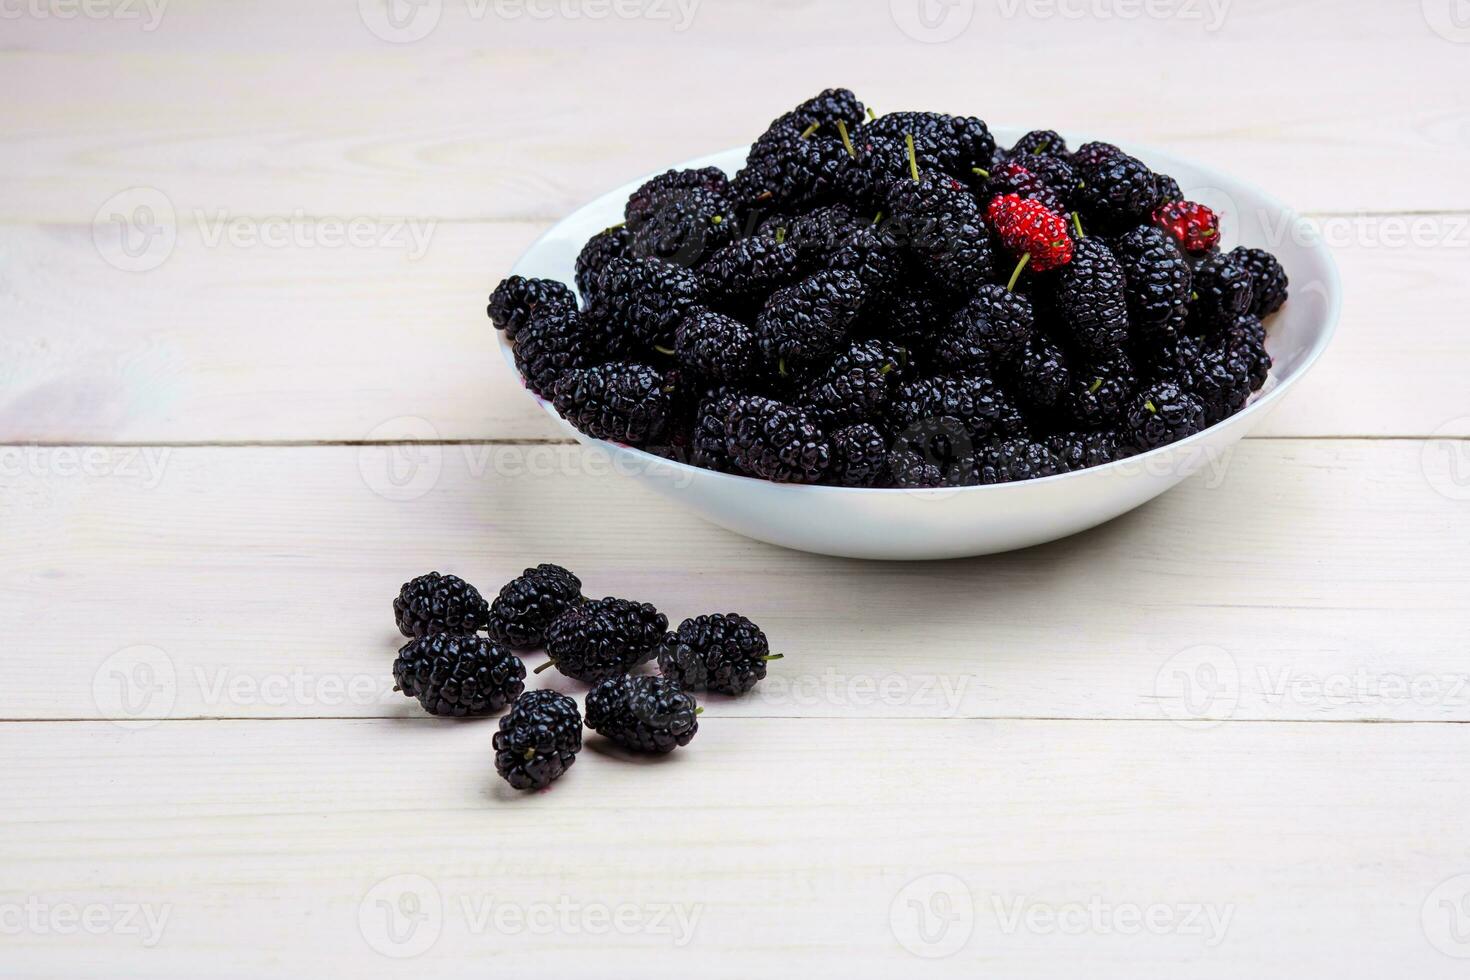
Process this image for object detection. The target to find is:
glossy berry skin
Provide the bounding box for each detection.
[512,308,607,397]
[1047,431,1127,472]
[984,161,1066,216]
[674,309,758,384]
[1227,246,1289,317]
[575,225,630,302]
[1007,129,1070,160]
[394,633,525,717]
[1010,333,1072,411]
[1190,252,1256,333]
[494,690,582,791]
[887,374,1025,443]
[934,284,1034,370]
[1113,226,1192,326]
[889,415,978,487]
[394,572,490,638]
[658,613,773,696]
[723,395,832,484]
[733,125,852,210]
[625,167,731,226]
[756,270,867,371]
[1055,237,1129,357]
[487,276,577,343]
[828,422,891,487]
[1075,148,1163,232]
[698,233,806,305]
[1126,381,1206,451]
[865,111,997,180]
[887,173,997,294]
[1152,200,1220,254]
[590,258,704,348]
[488,564,583,650]
[626,185,736,267]
[985,194,1074,272]
[585,675,700,754]
[551,361,674,447]
[796,340,901,429]
[975,438,1066,485]
[1066,353,1138,429]
[544,598,669,684]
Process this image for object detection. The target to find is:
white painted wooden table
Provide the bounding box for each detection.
[3,2,1469,975]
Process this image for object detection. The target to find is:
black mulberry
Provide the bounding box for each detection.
[1055,236,1129,357]
[585,674,700,754]
[756,269,867,371]
[1113,226,1192,326]
[723,395,831,484]
[394,571,490,638]
[1227,246,1289,317]
[488,564,584,650]
[551,361,674,446]
[543,597,669,683]
[488,276,577,343]
[590,258,703,348]
[494,690,582,790]
[394,633,525,717]
[658,613,775,696]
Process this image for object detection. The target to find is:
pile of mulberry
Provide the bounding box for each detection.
[487,89,1290,486]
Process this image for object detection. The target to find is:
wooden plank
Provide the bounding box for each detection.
[1,1,1467,220]
[1,214,1465,443]
[0,717,1467,977]
[2,440,1467,723]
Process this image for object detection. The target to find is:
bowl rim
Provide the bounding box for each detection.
[503,138,1342,496]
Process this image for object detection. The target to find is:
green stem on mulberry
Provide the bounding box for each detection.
[1072,211,1085,240]
[533,659,556,675]
[837,119,856,159]
[762,654,785,662]
[1088,378,1103,394]
[872,211,884,226]
[778,357,789,378]
[775,226,787,244]
[1144,400,1159,414]
[694,707,705,716]
[905,134,920,182]
[653,345,676,356]
[866,107,877,121]
[1005,253,1031,292]
[800,122,821,139]
[972,167,989,179]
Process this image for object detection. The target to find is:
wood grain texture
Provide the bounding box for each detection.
[2,215,1467,443]
[3,3,1468,975]
[3,440,1467,723]
[1,0,1467,221]
[2,717,1468,978]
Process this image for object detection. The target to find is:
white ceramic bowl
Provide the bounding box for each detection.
[503,129,1340,560]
